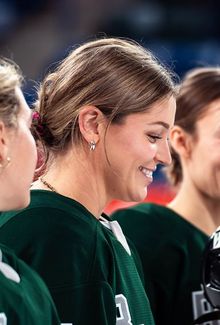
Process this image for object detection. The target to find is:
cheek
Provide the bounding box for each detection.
[106,130,156,169]
[20,130,37,165]
[28,135,37,162]
[190,143,206,164]
[135,141,156,161]
[126,137,157,163]
[106,133,132,160]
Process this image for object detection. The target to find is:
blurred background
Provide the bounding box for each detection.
[1,0,219,212]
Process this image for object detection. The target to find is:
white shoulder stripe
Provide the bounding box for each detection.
[0,250,20,283]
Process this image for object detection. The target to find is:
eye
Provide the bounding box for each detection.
[147,134,162,144]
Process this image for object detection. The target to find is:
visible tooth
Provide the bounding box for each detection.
[139,166,153,178]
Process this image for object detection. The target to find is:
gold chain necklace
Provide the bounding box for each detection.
[40,177,57,193]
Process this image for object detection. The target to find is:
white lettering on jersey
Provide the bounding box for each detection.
[115,294,133,325]
[0,313,7,325]
[192,285,220,325]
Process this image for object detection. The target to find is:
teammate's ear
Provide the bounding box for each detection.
[169,126,192,158]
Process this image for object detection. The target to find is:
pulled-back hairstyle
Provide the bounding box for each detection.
[166,67,220,186]
[33,37,176,159]
[0,58,23,127]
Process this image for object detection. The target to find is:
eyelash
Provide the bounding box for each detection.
[147,134,162,144]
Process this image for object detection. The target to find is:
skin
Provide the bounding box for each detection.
[102,95,176,203]
[168,98,220,235]
[0,87,37,210]
[33,95,176,218]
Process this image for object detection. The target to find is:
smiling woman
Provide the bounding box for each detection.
[103,95,176,202]
[112,67,220,325]
[0,58,60,324]
[0,38,176,325]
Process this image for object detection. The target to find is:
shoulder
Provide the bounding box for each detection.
[0,244,59,324]
[0,244,49,292]
[111,203,208,256]
[111,202,170,221]
[0,193,105,269]
[111,203,175,236]
[0,190,99,234]
[111,202,200,237]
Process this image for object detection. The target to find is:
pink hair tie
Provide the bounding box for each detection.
[32,111,41,121]
[32,111,44,136]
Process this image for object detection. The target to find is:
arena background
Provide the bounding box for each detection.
[0,0,219,213]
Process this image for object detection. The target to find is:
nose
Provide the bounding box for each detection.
[154,140,172,166]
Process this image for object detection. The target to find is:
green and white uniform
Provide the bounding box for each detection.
[0,243,60,325]
[112,203,219,325]
[0,190,155,325]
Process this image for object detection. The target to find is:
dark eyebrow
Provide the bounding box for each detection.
[149,121,170,129]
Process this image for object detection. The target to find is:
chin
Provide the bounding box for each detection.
[127,189,148,203]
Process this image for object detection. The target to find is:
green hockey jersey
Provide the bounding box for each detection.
[0,243,60,324]
[0,190,155,325]
[112,203,218,325]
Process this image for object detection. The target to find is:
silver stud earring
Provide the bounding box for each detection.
[89,140,96,151]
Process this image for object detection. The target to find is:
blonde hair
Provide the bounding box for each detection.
[0,58,23,127]
[34,37,176,158]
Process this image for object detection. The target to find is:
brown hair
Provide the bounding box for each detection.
[166,67,220,186]
[33,37,176,160]
[0,58,23,128]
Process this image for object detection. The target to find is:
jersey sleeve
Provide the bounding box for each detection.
[0,209,117,324]
[0,244,61,325]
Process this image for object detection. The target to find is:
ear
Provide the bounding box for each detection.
[169,125,193,159]
[0,121,10,167]
[78,106,104,144]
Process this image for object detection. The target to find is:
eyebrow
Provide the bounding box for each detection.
[148,121,170,129]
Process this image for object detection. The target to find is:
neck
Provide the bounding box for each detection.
[32,151,108,219]
[168,178,220,236]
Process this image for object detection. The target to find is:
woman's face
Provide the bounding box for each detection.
[0,87,37,210]
[186,99,220,199]
[102,95,176,202]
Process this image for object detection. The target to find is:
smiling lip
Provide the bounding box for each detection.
[139,166,154,181]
